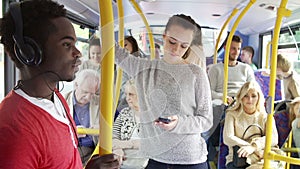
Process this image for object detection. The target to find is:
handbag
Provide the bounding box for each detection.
[233,124,263,168]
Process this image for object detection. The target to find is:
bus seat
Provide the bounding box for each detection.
[274,100,291,148]
[217,112,290,169]
[206,104,227,168]
[254,70,283,101]
[217,124,228,169]
[214,104,235,169]
[274,111,291,147]
[217,100,290,169]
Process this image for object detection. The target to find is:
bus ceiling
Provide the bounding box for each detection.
[57,0,300,35]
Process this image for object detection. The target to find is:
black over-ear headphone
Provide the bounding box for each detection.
[9,2,42,66]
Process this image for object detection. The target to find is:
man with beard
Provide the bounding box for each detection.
[206,35,255,167]
[208,35,255,105]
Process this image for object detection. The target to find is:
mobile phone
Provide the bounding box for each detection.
[157,117,172,124]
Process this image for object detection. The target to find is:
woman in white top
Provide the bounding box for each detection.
[223,81,278,169]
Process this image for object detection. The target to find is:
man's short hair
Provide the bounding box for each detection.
[232,35,243,43]
[0,0,66,68]
[242,46,255,59]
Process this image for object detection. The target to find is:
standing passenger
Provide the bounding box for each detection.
[118,36,141,112]
[124,36,141,57]
[80,38,102,72]
[0,0,119,168]
[115,14,213,169]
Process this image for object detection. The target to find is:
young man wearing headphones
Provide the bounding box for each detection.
[0,0,119,168]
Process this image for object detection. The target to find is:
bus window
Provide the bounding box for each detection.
[294,60,300,74]
[278,25,300,74]
[278,48,298,61]
[261,34,272,69]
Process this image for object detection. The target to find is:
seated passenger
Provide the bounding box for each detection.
[240,46,257,71]
[289,97,300,157]
[208,35,255,105]
[223,81,278,169]
[64,69,100,166]
[206,35,255,165]
[113,79,148,168]
[276,54,300,100]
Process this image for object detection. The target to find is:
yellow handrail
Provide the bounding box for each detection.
[77,128,99,135]
[263,0,296,168]
[98,0,114,155]
[286,132,293,169]
[222,0,256,104]
[265,41,272,69]
[113,0,125,116]
[129,0,155,60]
[213,8,239,64]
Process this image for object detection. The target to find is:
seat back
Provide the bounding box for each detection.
[274,110,291,147]
[273,100,292,148]
[217,124,228,169]
[254,70,283,101]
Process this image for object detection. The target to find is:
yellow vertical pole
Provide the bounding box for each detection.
[213,8,239,64]
[98,0,114,155]
[129,0,155,60]
[264,0,291,168]
[265,41,272,69]
[222,0,256,104]
[286,132,293,169]
[113,0,125,114]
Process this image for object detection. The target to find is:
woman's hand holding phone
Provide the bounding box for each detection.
[155,115,178,131]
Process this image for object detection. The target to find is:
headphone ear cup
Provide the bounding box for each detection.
[14,36,42,66]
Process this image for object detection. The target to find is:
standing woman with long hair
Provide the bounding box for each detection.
[114,14,213,169]
[117,36,141,111]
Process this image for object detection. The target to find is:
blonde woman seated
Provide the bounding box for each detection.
[223,81,278,169]
[113,80,148,169]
